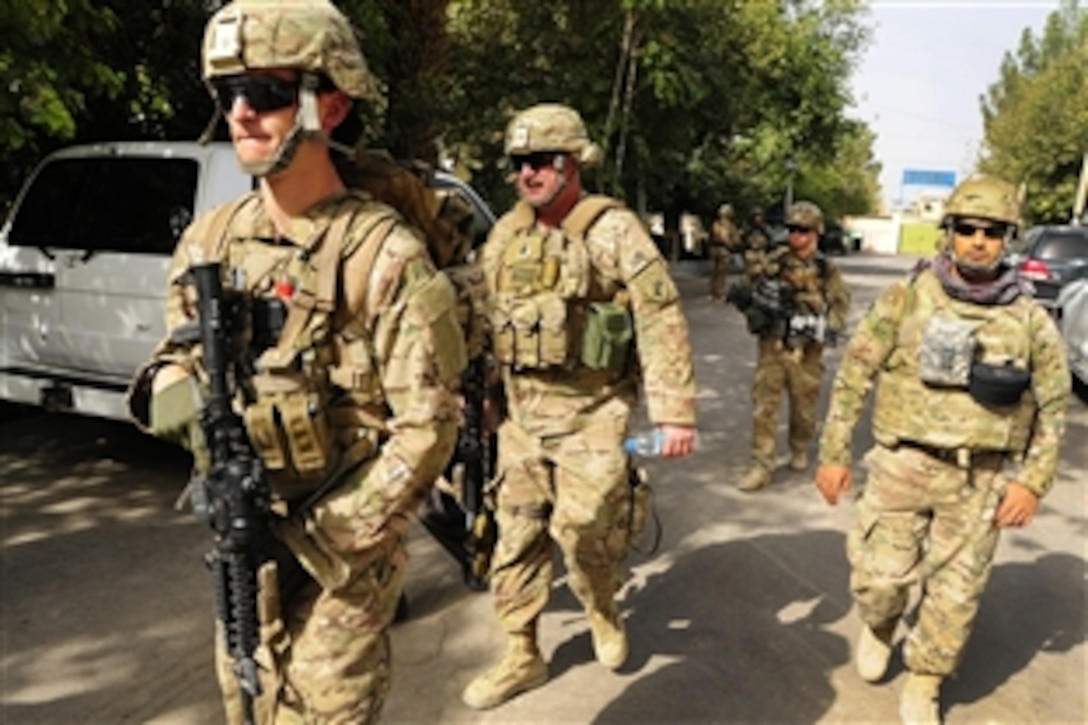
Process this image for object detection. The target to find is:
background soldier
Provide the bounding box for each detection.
[737,200,850,492]
[815,175,1069,724]
[741,205,775,280]
[127,1,465,721]
[708,202,741,300]
[463,103,698,710]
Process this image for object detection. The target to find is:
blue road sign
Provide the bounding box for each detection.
[902,169,957,188]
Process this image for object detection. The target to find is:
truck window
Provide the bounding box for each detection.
[8,157,199,255]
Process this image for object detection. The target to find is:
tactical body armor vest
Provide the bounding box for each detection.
[186,190,402,499]
[872,270,1036,454]
[487,196,633,374]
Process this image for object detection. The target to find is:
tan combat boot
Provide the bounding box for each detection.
[899,673,942,725]
[588,608,628,670]
[462,634,548,710]
[737,466,771,493]
[855,623,896,683]
[788,450,809,471]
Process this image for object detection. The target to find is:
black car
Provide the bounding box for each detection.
[1016,225,1088,314]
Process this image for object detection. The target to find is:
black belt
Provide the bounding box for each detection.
[896,441,1007,468]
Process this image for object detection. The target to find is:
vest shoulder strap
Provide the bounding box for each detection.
[259,201,398,367]
[561,194,622,243]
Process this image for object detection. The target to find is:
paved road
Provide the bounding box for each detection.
[1,253,1084,723]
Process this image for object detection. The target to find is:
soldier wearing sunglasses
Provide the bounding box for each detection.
[128,1,465,722]
[462,103,698,710]
[736,200,851,493]
[815,174,1069,723]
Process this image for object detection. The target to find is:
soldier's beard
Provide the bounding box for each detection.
[948,249,1004,280]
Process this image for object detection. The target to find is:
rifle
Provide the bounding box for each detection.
[190,262,270,725]
[458,357,496,591]
[417,356,496,592]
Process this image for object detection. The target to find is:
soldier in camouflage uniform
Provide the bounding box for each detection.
[462,103,698,710]
[741,205,775,281]
[127,2,465,722]
[815,175,1069,724]
[708,203,741,300]
[736,201,851,492]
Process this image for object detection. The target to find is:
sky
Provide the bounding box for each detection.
[850,0,1063,210]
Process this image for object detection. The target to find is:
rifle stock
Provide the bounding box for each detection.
[190,262,270,725]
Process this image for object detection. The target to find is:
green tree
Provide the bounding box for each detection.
[0,0,454,209]
[0,0,878,227]
[980,0,1088,224]
[439,0,874,222]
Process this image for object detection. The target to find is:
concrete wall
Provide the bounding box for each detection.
[844,214,900,254]
[845,213,943,256]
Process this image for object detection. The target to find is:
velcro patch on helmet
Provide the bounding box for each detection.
[207,8,244,70]
[509,124,531,150]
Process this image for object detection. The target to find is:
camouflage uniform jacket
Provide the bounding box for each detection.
[757,246,851,336]
[709,217,741,251]
[741,222,775,281]
[819,268,1069,496]
[481,200,697,438]
[149,190,464,511]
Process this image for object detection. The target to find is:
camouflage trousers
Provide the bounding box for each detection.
[216,487,408,724]
[749,338,824,471]
[848,444,1007,676]
[709,246,730,299]
[488,419,634,636]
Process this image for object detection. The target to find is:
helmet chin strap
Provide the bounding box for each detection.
[531,153,568,208]
[240,72,354,178]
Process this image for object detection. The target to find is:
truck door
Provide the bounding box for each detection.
[3,155,199,381]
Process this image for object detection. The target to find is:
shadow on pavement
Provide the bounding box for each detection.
[582,530,850,723]
[1,411,219,723]
[945,551,1086,712]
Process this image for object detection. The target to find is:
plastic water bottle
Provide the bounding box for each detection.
[625,429,664,457]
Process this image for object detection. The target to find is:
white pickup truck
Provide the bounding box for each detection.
[0,141,494,421]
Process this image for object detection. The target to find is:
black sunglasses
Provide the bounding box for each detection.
[212,74,299,113]
[509,152,560,171]
[952,221,1008,240]
[786,224,814,234]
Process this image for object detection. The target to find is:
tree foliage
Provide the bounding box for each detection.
[0,0,879,225]
[439,0,876,221]
[979,0,1088,224]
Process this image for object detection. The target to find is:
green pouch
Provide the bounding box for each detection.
[581,301,632,371]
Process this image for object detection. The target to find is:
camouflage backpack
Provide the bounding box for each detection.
[336,149,488,359]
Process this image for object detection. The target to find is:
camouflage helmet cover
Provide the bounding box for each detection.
[202,0,381,102]
[505,103,603,167]
[786,200,825,234]
[718,203,734,218]
[941,174,1020,230]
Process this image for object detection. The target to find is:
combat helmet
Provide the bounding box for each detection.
[718,203,734,219]
[939,174,1021,272]
[941,175,1020,231]
[200,0,381,175]
[505,104,603,168]
[786,200,824,234]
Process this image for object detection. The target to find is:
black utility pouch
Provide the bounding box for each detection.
[969,361,1032,407]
